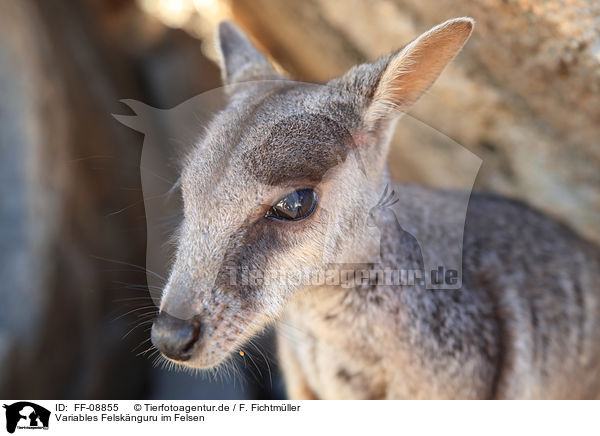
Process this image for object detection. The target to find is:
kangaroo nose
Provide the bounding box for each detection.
[151,312,201,361]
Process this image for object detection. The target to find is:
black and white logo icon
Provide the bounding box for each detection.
[3,402,50,434]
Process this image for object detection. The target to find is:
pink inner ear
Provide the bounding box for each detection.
[366,18,474,128]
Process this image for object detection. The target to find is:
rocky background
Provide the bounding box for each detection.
[0,0,598,398]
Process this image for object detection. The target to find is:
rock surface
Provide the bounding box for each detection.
[0,0,154,398]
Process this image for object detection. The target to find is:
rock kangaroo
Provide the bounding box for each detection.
[149,18,600,399]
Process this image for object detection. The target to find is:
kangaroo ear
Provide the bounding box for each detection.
[364,17,474,130]
[216,20,278,85]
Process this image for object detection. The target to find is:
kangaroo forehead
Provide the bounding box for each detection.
[242,110,359,186]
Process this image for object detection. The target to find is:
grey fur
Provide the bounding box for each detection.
[152,19,600,399]
[216,21,278,85]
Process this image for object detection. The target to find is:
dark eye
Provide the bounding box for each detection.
[266,189,317,221]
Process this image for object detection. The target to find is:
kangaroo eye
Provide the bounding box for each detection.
[266,189,317,221]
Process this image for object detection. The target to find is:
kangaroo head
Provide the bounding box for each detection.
[150,18,474,368]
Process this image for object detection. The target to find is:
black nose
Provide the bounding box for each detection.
[151,312,201,361]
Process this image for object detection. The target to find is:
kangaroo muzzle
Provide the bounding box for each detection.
[151,312,202,362]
